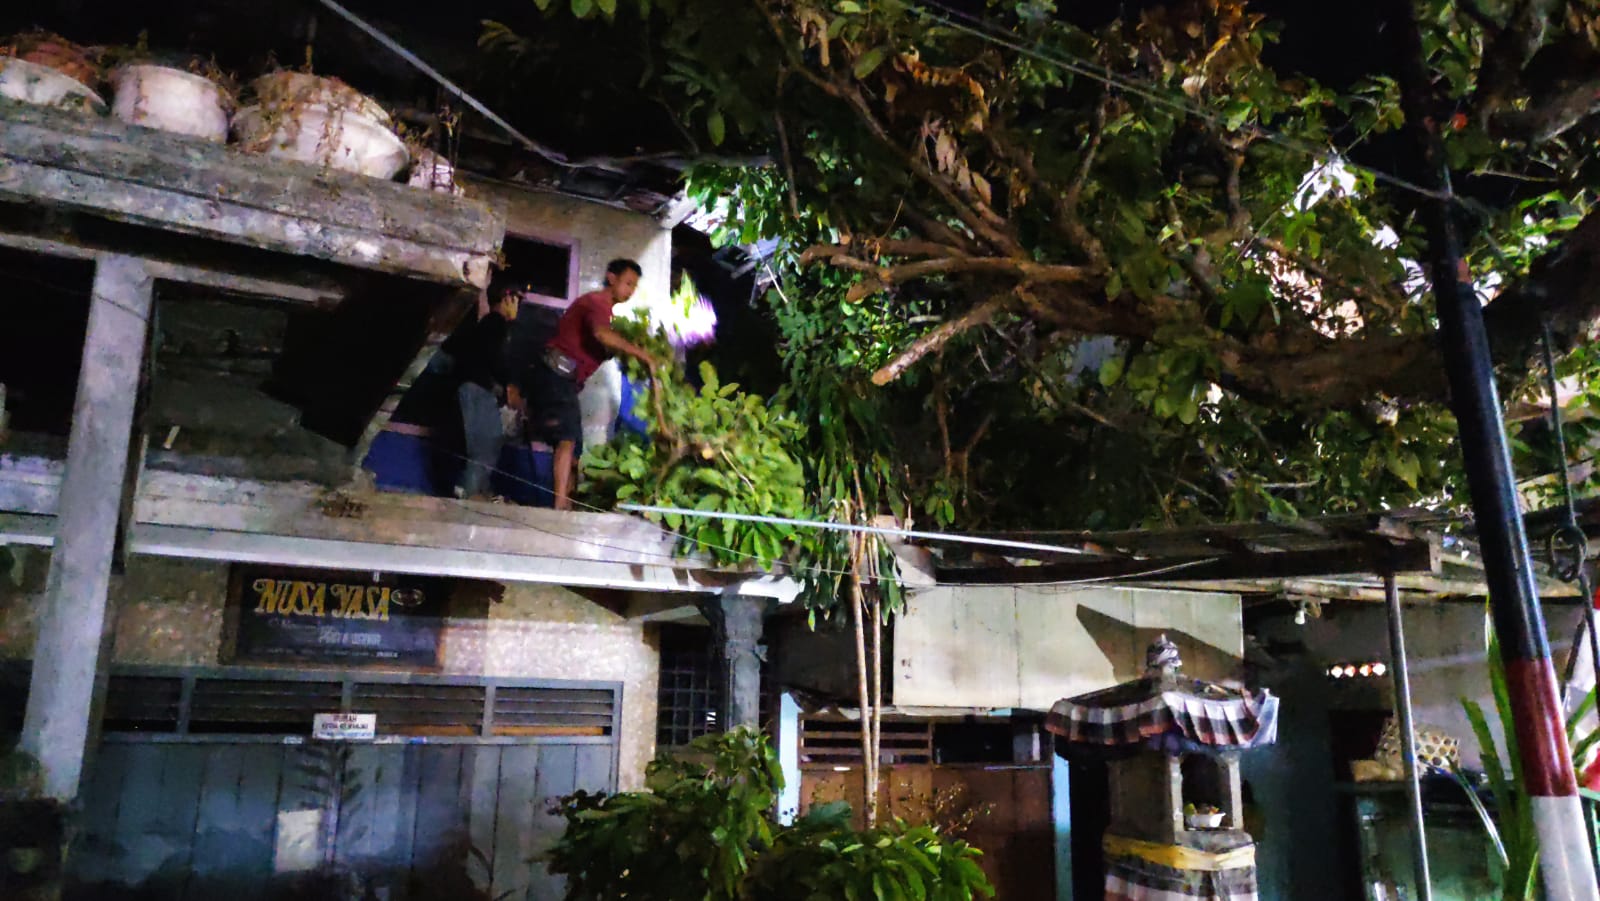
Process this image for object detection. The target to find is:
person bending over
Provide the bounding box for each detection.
[525,258,658,510]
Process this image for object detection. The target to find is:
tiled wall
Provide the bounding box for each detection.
[0,549,660,789]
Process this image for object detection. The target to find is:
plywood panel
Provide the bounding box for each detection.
[896,586,1020,708]
[1015,586,1123,709]
[894,587,960,706]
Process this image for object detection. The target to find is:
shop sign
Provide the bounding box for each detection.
[223,564,449,668]
[312,712,377,741]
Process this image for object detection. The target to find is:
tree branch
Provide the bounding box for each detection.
[1489,75,1600,143]
[1470,0,1560,123]
[1065,95,1110,211]
[774,71,802,219]
[871,293,1015,386]
[985,120,1108,267]
[800,246,1096,288]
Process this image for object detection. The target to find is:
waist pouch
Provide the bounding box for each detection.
[543,346,580,380]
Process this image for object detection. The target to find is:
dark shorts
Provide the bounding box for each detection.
[524,360,583,447]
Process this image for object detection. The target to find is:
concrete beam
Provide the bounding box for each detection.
[21,255,151,801]
[0,98,503,288]
[0,230,346,304]
[0,463,804,599]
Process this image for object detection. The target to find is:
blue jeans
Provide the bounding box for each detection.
[457,381,503,498]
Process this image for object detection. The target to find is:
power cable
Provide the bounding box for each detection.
[907,0,1456,203]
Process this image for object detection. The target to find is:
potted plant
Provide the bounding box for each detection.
[0,31,105,113]
[232,68,407,178]
[101,36,235,142]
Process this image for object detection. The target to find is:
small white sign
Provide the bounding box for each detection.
[313,712,376,741]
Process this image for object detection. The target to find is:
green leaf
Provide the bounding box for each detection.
[1385,450,1421,489]
[1098,356,1125,388]
[708,109,727,146]
[571,0,595,17]
[854,46,889,79]
[837,0,862,11]
[595,0,617,14]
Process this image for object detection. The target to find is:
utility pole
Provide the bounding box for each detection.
[1388,4,1598,897]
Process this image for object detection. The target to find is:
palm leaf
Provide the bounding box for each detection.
[1450,769,1508,869]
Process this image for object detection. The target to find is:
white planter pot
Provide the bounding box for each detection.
[111,65,230,142]
[232,103,408,179]
[1185,812,1226,830]
[0,57,104,114]
[249,71,391,126]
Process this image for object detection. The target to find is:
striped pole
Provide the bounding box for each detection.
[1387,4,1598,896]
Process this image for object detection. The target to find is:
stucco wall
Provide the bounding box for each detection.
[0,548,660,789]
[462,178,672,313]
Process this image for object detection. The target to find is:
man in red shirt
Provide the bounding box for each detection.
[524,258,658,509]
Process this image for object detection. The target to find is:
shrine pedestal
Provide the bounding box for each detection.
[1103,834,1258,901]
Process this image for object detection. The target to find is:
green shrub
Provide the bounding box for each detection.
[547,729,993,901]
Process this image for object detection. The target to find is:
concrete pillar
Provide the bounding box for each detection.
[21,255,151,801]
[700,591,766,731]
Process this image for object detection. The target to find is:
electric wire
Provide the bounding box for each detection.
[906,0,1458,203]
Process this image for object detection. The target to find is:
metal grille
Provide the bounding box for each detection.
[0,664,620,741]
[656,625,721,748]
[104,674,185,734]
[492,686,615,737]
[350,681,486,737]
[188,677,343,735]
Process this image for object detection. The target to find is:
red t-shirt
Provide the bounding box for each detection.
[548,290,616,385]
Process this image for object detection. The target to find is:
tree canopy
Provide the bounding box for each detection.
[492,0,1600,532]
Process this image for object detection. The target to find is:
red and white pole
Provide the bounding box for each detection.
[1387,3,1598,896]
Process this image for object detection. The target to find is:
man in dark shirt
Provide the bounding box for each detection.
[525,258,658,510]
[437,273,520,499]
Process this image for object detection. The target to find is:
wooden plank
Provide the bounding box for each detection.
[409,746,468,898]
[490,746,537,901]
[187,745,283,901]
[936,538,1439,585]
[336,746,407,875]
[0,99,503,287]
[67,742,131,889]
[465,746,501,898]
[1011,767,1057,901]
[144,745,208,897]
[107,744,170,887]
[530,745,579,900]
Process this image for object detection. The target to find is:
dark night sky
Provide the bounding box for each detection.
[2,0,1401,154]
